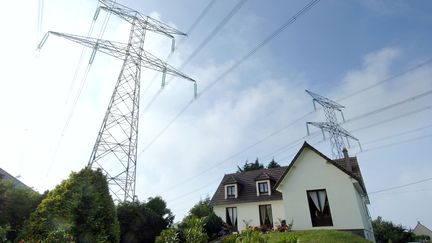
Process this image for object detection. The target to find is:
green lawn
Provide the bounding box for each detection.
[266,230,371,243]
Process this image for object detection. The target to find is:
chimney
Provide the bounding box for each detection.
[342,148,352,172]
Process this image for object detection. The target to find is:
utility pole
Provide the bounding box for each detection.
[38,0,196,202]
[305,90,360,159]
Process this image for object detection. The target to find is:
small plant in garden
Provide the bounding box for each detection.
[242,219,252,228]
[183,217,208,243]
[235,227,266,243]
[222,234,239,243]
[277,234,298,243]
[276,219,294,232]
[156,228,179,243]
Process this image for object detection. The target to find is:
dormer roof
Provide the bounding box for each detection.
[210,167,286,206]
[254,172,271,181]
[223,176,238,185]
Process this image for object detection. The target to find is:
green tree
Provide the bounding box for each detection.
[19,168,120,243]
[237,158,264,172]
[183,217,208,243]
[189,197,212,218]
[117,197,174,243]
[372,216,415,243]
[267,158,281,168]
[182,197,223,240]
[0,175,44,241]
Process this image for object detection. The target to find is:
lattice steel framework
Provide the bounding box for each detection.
[38,0,196,202]
[305,90,360,159]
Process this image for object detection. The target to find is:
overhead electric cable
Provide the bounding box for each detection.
[359,133,432,154]
[138,0,321,156]
[368,177,432,195]
[363,124,432,145]
[139,0,243,116]
[162,95,432,198]
[336,58,432,102]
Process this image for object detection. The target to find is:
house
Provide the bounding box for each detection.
[413,221,432,241]
[210,142,375,242]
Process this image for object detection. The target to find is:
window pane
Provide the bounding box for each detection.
[307,189,333,227]
[258,204,273,228]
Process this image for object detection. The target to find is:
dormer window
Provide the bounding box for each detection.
[255,180,271,196]
[227,185,236,198]
[258,182,268,194]
[224,184,238,199]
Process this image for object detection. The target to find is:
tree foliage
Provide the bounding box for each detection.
[183,217,208,243]
[19,168,120,243]
[372,216,415,243]
[117,197,174,243]
[0,175,44,241]
[267,159,281,168]
[237,158,264,172]
[182,197,223,240]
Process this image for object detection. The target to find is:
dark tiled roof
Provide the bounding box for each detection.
[255,172,272,181]
[210,166,287,206]
[211,142,369,206]
[223,176,238,185]
[0,167,33,191]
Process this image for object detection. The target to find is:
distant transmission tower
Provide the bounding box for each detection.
[38,0,196,202]
[305,90,360,159]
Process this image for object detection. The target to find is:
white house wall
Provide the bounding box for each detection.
[277,148,366,231]
[354,186,376,242]
[214,200,285,231]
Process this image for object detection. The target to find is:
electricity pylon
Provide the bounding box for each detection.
[38,0,196,202]
[305,90,360,159]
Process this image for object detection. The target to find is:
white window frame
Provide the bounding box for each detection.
[224,184,238,199]
[256,180,271,196]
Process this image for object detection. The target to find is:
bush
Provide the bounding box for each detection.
[222,234,238,243]
[276,234,298,243]
[19,168,120,242]
[203,212,223,239]
[117,197,174,243]
[155,228,179,243]
[183,217,208,243]
[235,227,266,243]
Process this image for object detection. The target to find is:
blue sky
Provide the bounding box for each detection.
[0,0,431,229]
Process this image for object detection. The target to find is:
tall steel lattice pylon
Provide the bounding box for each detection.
[305,90,361,159]
[38,0,196,202]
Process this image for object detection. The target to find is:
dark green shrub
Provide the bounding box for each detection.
[19,168,119,242]
[183,217,208,243]
[155,228,179,243]
[222,234,238,243]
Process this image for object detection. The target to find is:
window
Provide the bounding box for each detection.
[227,185,236,198]
[307,189,333,227]
[258,182,269,194]
[259,205,273,228]
[226,207,237,229]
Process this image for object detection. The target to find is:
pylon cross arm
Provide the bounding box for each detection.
[38,31,195,82]
[306,89,345,110]
[98,1,187,37]
[307,122,359,141]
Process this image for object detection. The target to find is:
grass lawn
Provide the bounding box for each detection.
[266,230,371,243]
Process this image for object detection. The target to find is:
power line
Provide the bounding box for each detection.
[359,133,432,154]
[345,89,432,124]
[175,0,248,71]
[336,58,432,102]
[137,0,321,156]
[139,0,244,117]
[368,177,432,195]
[41,1,116,189]
[363,123,432,145]
[162,96,432,201]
